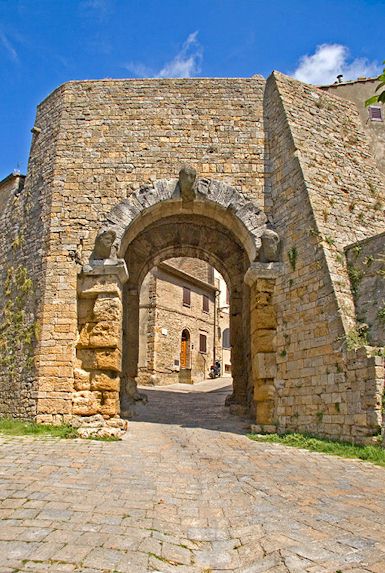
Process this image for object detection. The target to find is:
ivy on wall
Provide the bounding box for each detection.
[0,265,36,377]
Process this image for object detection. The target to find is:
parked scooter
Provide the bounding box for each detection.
[209,360,221,379]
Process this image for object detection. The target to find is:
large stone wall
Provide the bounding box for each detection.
[26,77,266,421]
[263,72,384,440]
[0,72,384,441]
[0,84,67,419]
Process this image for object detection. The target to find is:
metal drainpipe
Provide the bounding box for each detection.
[213,288,219,367]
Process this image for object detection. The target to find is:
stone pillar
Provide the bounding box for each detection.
[245,262,283,431]
[120,284,141,417]
[75,260,128,420]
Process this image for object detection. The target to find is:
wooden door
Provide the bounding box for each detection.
[180,340,187,369]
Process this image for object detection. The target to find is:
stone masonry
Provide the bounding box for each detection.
[0,72,384,442]
[138,260,221,386]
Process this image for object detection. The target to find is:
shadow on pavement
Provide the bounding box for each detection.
[131,380,253,435]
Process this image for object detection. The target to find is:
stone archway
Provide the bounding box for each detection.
[76,168,282,424]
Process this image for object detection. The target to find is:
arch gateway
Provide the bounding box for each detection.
[0,72,384,442]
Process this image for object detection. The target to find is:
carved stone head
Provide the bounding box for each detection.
[179,165,197,201]
[93,230,117,260]
[259,229,280,262]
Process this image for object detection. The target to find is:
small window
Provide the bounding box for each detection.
[182,287,191,307]
[222,328,230,349]
[199,333,207,353]
[202,294,209,313]
[368,106,383,122]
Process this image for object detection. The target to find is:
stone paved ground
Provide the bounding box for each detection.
[1,379,385,573]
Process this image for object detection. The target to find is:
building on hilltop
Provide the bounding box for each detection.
[320,76,385,174]
[0,71,384,441]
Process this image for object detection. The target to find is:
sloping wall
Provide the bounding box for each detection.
[264,72,384,440]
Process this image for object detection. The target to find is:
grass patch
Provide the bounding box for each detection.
[0,417,77,439]
[86,435,120,442]
[247,432,385,468]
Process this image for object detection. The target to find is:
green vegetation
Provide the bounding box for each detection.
[0,417,77,438]
[365,62,385,107]
[316,411,324,423]
[377,306,385,323]
[247,433,385,467]
[344,326,368,350]
[86,434,120,442]
[324,235,335,247]
[347,264,363,295]
[287,246,298,271]
[0,265,36,375]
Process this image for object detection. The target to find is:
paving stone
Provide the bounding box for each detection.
[0,381,384,573]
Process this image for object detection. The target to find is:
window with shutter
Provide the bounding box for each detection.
[202,294,209,313]
[368,106,383,122]
[199,333,207,353]
[182,287,191,307]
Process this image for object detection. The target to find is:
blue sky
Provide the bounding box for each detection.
[0,0,384,178]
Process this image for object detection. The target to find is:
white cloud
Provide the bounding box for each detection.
[0,31,18,62]
[157,32,202,78]
[292,44,381,85]
[124,61,152,78]
[125,32,203,79]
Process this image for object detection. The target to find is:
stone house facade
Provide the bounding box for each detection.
[138,257,230,386]
[0,71,384,442]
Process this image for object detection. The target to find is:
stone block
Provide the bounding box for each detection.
[90,372,120,392]
[106,418,128,429]
[251,329,276,352]
[77,348,122,372]
[74,368,91,391]
[89,321,121,348]
[100,391,120,418]
[93,294,122,322]
[255,400,274,425]
[78,297,95,323]
[78,320,121,349]
[251,307,276,330]
[253,352,277,378]
[38,377,74,392]
[37,397,72,415]
[78,276,122,298]
[70,414,105,428]
[72,391,101,416]
[254,380,275,402]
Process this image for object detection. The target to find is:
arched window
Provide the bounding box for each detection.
[222,328,230,349]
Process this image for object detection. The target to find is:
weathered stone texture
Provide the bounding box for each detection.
[264,72,385,440]
[0,72,384,442]
[346,231,385,346]
[0,87,67,418]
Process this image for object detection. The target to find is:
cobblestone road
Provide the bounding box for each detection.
[1,379,385,573]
